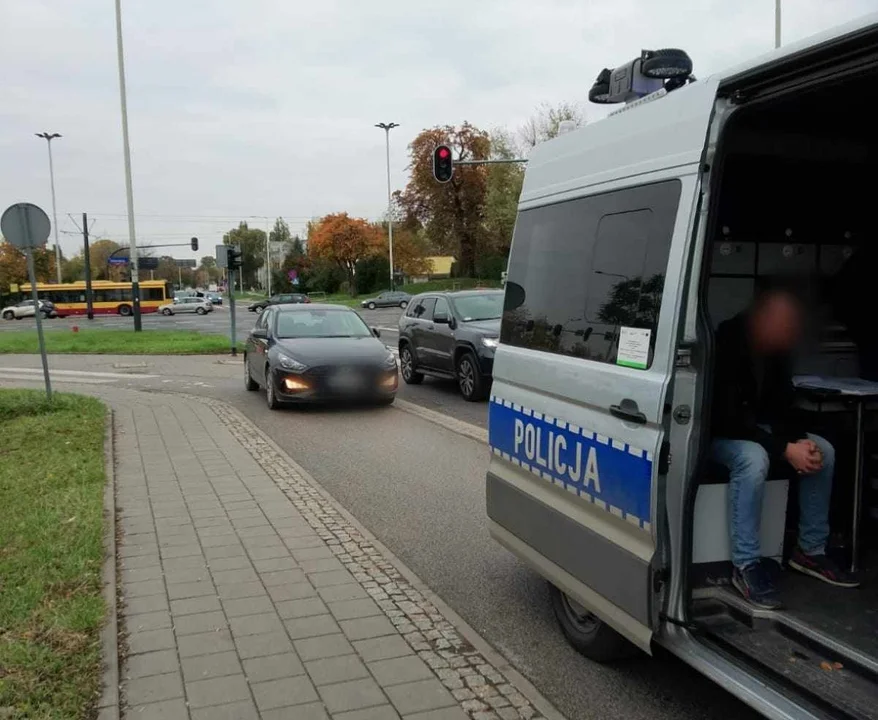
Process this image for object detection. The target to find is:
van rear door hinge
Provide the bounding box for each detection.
[658,440,671,475]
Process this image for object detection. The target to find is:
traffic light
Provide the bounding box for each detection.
[227,246,243,270]
[432,145,453,183]
[190,237,199,252]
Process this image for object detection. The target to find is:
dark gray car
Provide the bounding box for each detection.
[243,304,398,408]
[360,291,411,310]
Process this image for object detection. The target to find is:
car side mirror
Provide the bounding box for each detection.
[433,312,449,325]
[372,327,381,338]
[251,328,268,339]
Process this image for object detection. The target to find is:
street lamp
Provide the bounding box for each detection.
[775,0,782,48]
[114,0,143,330]
[35,132,63,284]
[375,122,399,290]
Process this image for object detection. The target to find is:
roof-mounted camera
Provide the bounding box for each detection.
[589,49,694,105]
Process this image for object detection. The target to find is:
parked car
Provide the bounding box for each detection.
[244,304,398,408]
[158,297,213,315]
[397,290,502,401]
[206,292,223,305]
[2,299,56,320]
[248,293,311,312]
[360,291,411,310]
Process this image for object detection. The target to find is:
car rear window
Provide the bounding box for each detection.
[275,310,372,338]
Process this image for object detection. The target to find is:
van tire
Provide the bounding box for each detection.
[548,583,634,662]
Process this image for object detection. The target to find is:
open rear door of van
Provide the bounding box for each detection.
[487,75,721,655]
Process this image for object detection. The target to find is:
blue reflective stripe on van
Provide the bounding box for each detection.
[488,397,652,530]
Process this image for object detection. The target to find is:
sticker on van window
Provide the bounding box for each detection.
[616,327,650,370]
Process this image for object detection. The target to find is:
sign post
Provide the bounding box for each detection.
[1,203,53,400]
[216,245,237,356]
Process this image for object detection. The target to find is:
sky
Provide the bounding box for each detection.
[1,0,875,263]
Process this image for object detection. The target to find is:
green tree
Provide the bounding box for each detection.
[88,239,122,280]
[62,254,86,282]
[223,222,265,288]
[483,129,524,273]
[396,122,491,277]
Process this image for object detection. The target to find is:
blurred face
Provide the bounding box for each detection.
[750,291,803,354]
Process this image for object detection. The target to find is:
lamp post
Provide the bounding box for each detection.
[35,132,63,284]
[775,0,782,49]
[114,0,143,331]
[375,122,399,290]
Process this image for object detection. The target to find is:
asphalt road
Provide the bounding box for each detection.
[0,354,758,720]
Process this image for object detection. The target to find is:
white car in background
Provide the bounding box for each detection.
[2,299,56,320]
[158,297,213,316]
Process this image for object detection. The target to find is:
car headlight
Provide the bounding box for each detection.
[277,354,308,372]
[481,337,499,349]
[382,353,397,369]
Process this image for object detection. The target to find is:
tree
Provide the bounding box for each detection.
[269,217,292,246]
[483,129,525,271]
[222,222,265,288]
[88,239,122,280]
[62,254,86,283]
[308,213,383,295]
[518,101,585,151]
[396,123,491,277]
[198,256,220,283]
[0,241,57,293]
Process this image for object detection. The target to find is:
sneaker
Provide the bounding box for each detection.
[732,561,783,610]
[788,547,860,588]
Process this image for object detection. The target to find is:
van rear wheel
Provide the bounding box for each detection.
[548,583,634,662]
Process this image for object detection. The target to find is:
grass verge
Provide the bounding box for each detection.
[0,329,242,355]
[0,390,107,719]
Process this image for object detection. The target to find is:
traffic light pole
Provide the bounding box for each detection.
[228,268,237,357]
[453,158,528,165]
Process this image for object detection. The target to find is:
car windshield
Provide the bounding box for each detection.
[451,293,503,322]
[275,310,372,339]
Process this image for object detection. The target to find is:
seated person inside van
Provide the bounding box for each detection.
[711,285,860,610]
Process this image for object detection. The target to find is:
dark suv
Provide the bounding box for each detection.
[397,290,503,401]
[249,293,310,312]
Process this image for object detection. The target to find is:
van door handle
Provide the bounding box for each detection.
[610,400,647,424]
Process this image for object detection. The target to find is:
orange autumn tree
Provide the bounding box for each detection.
[0,240,57,293]
[308,213,383,295]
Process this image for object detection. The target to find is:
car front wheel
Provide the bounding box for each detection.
[548,583,634,662]
[399,300,407,308]
[196,307,207,315]
[3,310,14,320]
[399,345,423,384]
[244,357,259,391]
[162,308,173,316]
[368,302,376,310]
[456,351,485,401]
[265,368,282,409]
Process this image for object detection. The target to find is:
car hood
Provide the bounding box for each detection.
[459,318,500,335]
[273,337,393,366]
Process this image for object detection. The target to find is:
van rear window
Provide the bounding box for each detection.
[501,180,681,367]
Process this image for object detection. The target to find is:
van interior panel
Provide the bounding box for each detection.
[692,67,878,715]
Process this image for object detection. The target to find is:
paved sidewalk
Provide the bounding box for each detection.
[110,390,550,720]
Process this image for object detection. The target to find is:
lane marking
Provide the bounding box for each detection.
[0,367,157,379]
[0,374,116,385]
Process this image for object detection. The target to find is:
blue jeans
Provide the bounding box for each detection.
[711,432,834,568]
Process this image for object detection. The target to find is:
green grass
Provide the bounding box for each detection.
[0,390,107,719]
[235,291,266,302]
[0,329,242,355]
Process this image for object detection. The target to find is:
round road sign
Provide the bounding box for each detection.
[1,203,51,249]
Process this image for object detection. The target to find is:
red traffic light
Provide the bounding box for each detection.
[432,144,453,183]
[438,147,450,159]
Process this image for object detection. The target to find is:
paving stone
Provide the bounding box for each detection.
[204,544,247,560]
[368,656,434,687]
[217,581,265,600]
[229,611,285,637]
[283,534,328,550]
[186,674,251,708]
[319,677,387,714]
[340,616,397,642]
[300,557,346,574]
[295,633,355,661]
[291,545,336,561]
[125,671,184,706]
[252,675,319,711]
[335,707,401,720]
[386,679,456,715]
[284,614,340,640]
[352,635,413,662]
[242,652,305,683]
[212,567,261,585]
[275,597,328,620]
[317,583,369,603]
[163,555,209,572]
[125,698,189,719]
[120,553,162,570]
[222,594,276,617]
[191,700,260,720]
[160,544,202,559]
[261,702,329,720]
[170,595,221,617]
[128,628,177,655]
[125,649,179,680]
[164,567,210,585]
[177,629,235,658]
[235,630,294,659]
[252,556,299,573]
[181,650,242,682]
[268,582,318,602]
[404,709,469,720]
[261,568,307,586]
[310,569,355,587]
[125,594,169,616]
[166,580,215,601]
[207,555,253,571]
[329,598,383,621]
[127,610,173,633]
[305,654,371,686]
[172,610,227,636]
[123,565,164,583]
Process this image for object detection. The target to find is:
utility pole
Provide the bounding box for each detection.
[775,0,782,48]
[35,132,63,284]
[82,212,94,320]
[375,122,399,290]
[114,0,142,331]
[266,220,271,297]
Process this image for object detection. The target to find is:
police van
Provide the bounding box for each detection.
[487,15,878,720]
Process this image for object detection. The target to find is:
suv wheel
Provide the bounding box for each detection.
[456,351,485,401]
[399,345,423,384]
[367,302,376,310]
[548,583,635,662]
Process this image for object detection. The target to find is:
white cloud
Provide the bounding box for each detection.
[1,0,874,260]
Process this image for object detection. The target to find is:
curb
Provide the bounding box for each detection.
[394,398,489,444]
[97,409,120,720]
[205,396,566,720]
